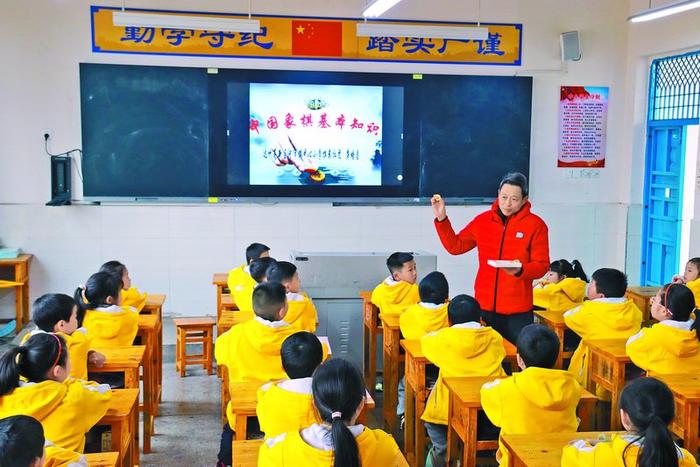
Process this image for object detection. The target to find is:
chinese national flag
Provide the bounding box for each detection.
[291,20,342,57]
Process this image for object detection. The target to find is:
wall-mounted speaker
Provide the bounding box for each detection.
[560,31,582,61]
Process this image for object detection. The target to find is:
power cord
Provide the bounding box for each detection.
[44,134,84,182]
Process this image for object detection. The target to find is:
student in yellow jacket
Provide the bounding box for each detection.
[399,271,450,340]
[99,260,148,313]
[562,377,697,466]
[232,256,278,321]
[257,331,324,439]
[371,252,420,316]
[481,324,581,465]
[267,261,318,332]
[75,272,139,348]
[227,242,270,300]
[673,257,700,308]
[29,294,106,380]
[626,283,700,374]
[533,259,588,313]
[0,333,111,453]
[564,268,642,391]
[421,294,506,465]
[258,358,408,467]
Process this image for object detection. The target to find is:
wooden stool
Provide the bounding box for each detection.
[174,317,216,377]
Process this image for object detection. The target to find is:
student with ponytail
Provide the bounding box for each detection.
[562,377,696,466]
[0,333,111,453]
[626,283,700,374]
[533,259,588,313]
[258,358,407,466]
[99,260,148,313]
[75,271,139,348]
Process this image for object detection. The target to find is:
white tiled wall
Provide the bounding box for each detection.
[0,202,633,324]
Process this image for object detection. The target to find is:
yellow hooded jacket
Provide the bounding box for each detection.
[399,302,449,340]
[626,319,700,374]
[285,292,319,332]
[228,264,256,312]
[82,305,139,348]
[480,366,581,465]
[687,278,700,309]
[121,287,147,313]
[258,425,408,466]
[256,378,319,439]
[561,433,697,466]
[0,378,111,453]
[533,278,587,313]
[371,278,420,316]
[44,442,88,467]
[564,299,642,388]
[215,317,297,383]
[421,323,506,425]
[22,329,92,381]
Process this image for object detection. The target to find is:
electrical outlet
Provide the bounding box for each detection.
[42,128,52,140]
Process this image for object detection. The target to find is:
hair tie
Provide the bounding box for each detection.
[50,333,62,369]
[79,284,88,304]
[331,411,342,420]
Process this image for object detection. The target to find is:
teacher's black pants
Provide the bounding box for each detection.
[481,310,533,345]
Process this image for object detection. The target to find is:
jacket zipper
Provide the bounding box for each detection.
[492,217,509,311]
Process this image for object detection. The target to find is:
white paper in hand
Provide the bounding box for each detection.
[487,260,522,268]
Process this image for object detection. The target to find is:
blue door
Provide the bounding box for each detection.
[641,124,686,286]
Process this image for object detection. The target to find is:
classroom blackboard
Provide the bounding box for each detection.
[80,63,209,197]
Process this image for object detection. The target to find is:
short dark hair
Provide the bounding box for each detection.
[99,260,127,288]
[418,271,449,305]
[246,243,270,264]
[249,257,277,284]
[0,415,45,467]
[516,324,560,369]
[266,261,297,284]
[447,294,481,325]
[688,257,700,271]
[591,268,628,298]
[498,172,529,197]
[386,252,414,275]
[32,293,76,332]
[281,332,323,379]
[252,281,287,321]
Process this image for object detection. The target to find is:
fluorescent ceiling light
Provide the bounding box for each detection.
[356,23,489,40]
[628,0,700,22]
[362,0,403,18]
[112,11,260,32]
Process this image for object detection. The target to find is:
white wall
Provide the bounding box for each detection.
[0,0,681,319]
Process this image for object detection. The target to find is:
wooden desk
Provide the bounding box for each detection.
[361,290,382,395]
[143,294,166,316]
[401,338,519,467]
[654,373,700,457]
[626,286,657,323]
[213,273,229,320]
[84,452,120,467]
[88,346,145,389]
[380,313,402,435]
[585,338,632,430]
[137,314,158,453]
[443,376,597,467]
[98,389,139,467]
[501,431,620,467]
[535,309,573,369]
[142,294,165,405]
[0,254,33,332]
[232,439,263,467]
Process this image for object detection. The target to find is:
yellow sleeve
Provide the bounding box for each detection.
[625,329,651,371]
[479,378,506,428]
[214,330,233,368]
[122,287,147,312]
[43,445,85,467]
[258,436,285,466]
[75,380,112,434]
[560,440,597,466]
[421,332,446,367]
[563,305,588,337]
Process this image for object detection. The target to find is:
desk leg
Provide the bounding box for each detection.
[234,414,248,441]
[405,375,416,465]
[610,363,624,430]
[368,324,377,394]
[578,398,596,431]
[685,402,699,459]
[446,397,458,466]
[142,335,154,454]
[382,331,398,435]
[555,328,565,370]
[125,368,138,389]
[462,409,478,467]
[416,393,427,467]
[14,285,23,333]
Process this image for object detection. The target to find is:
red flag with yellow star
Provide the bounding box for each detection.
[291,20,342,57]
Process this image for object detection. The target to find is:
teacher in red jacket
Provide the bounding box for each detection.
[432,172,550,344]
